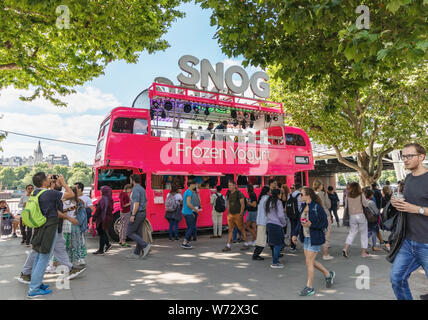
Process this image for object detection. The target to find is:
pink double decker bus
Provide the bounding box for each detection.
[92,83,313,241]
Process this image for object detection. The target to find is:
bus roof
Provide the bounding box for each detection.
[149,82,283,114]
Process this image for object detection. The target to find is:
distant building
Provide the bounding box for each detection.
[0,156,24,168]
[45,154,69,167]
[34,141,43,164]
[0,141,70,168]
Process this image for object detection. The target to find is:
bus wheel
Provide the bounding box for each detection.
[108,211,120,242]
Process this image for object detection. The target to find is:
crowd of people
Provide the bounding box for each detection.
[0,143,426,300]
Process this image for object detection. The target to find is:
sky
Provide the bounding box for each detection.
[0,3,261,165]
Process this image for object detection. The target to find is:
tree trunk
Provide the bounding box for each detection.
[357,151,376,187]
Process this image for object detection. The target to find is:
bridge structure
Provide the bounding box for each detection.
[307,142,428,187]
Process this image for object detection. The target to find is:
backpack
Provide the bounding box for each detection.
[21,189,48,228]
[364,198,380,224]
[214,193,226,213]
[165,193,179,213]
[76,202,88,233]
[286,192,301,220]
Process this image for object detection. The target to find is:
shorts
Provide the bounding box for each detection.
[303,237,321,253]
[246,211,257,223]
[227,214,244,231]
[255,225,267,247]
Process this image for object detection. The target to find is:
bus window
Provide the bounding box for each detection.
[286,133,306,146]
[294,171,307,187]
[220,174,235,189]
[112,117,148,135]
[237,175,248,188]
[97,169,133,191]
[162,175,184,190]
[263,176,286,187]
[247,176,262,188]
[133,119,149,135]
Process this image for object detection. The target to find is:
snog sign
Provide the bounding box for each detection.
[177,55,270,99]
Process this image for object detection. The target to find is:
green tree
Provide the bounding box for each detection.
[0,167,17,189]
[0,0,187,105]
[199,0,428,186]
[68,170,91,187]
[14,165,30,181]
[379,170,397,185]
[53,165,70,180]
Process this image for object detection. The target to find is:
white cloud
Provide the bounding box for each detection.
[0,86,122,113]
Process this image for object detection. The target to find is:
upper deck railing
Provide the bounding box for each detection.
[149,83,283,114]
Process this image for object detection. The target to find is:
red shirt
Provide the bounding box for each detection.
[119,192,131,213]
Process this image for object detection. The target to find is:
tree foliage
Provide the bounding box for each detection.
[0,0,187,105]
[199,0,428,185]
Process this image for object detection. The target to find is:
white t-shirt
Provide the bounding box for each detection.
[62,200,77,234]
[79,195,93,208]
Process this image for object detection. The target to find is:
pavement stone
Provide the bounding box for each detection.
[1,212,426,300]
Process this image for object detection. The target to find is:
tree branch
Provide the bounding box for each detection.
[0,63,22,70]
[374,147,395,180]
[333,144,368,176]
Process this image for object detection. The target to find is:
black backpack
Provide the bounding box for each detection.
[286,192,301,220]
[214,193,226,213]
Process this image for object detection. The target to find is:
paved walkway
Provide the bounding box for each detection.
[0,217,426,300]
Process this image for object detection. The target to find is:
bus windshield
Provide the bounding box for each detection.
[97,169,133,191]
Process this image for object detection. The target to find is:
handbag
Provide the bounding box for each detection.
[343,198,350,227]
[361,195,379,223]
[1,217,13,236]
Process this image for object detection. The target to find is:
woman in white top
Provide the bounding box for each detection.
[342,182,370,258]
[62,187,87,266]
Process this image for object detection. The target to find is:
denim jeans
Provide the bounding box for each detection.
[272,244,284,264]
[29,231,58,294]
[127,212,148,255]
[233,226,242,241]
[184,214,196,242]
[168,219,179,238]
[390,238,428,300]
[192,212,198,239]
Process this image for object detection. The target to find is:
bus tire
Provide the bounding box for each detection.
[108,211,121,242]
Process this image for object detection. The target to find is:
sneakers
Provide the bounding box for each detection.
[175,237,180,241]
[141,244,152,259]
[93,250,104,255]
[18,273,31,285]
[322,255,334,261]
[222,246,231,252]
[289,248,297,254]
[240,245,250,251]
[325,271,336,288]
[181,243,193,249]
[104,244,112,253]
[270,263,284,269]
[28,288,52,299]
[299,286,315,296]
[39,283,50,291]
[12,233,17,238]
[252,256,264,261]
[120,242,131,247]
[126,253,141,259]
[66,266,87,280]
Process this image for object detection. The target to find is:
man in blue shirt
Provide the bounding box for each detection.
[181,180,201,249]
